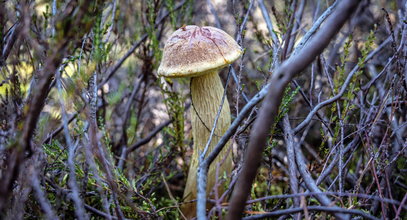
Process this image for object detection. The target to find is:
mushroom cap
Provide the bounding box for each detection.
[158,25,242,78]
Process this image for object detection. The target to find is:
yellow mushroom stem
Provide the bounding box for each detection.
[181,70,233,218]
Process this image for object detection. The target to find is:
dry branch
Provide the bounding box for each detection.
[0,0,106,211]
[227,0,361,219]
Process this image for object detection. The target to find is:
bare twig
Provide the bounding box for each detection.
[232,0,255,104]
[396,193,407,219]
[57,67,88,220]
[292,0,339,55]
[294,131,348,219]
[246,191,406,208]
[206,0,222,29]
[227,1,360,218]
[67,140,88,220]
[258,0,279,46]
[84,204,118,220]
[161,173,187,220]
[283,115,300,219]
[0,22,22,66]
[31,172,58,220]
[283,106,348,219]
[124,119,172,154]
[196,68,232,220]
[293,37,391,134]
[43,112,79,144]
[258,0,280,70]
[241,206,379,220]
[0,1,105,211]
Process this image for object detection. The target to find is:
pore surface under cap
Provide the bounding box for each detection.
[158,25,242,78]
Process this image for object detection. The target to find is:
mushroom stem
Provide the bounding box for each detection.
[182,70,233,217]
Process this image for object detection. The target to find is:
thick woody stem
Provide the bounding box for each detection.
[227,0,360,219]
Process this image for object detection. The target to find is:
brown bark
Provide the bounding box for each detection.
[0,0,106,212]
[227,0,361,219]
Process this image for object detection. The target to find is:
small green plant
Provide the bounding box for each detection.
[166,0,177,29]
[163,86,185,150]
[276,86,299,124]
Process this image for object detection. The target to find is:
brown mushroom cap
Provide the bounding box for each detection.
[158,25,242,78]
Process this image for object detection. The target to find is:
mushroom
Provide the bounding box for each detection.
[158,25,242,218]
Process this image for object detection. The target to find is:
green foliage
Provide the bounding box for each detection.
[44,140,68,173]
[42,4,51,33]
[334,35,353,92]
[146,0,162,65]
[93,15,113,64]
[159,80,186,154]
[42,133,182,219]
[98,117,112,150]
[359,29,376,68]
[166,0,177,29]
[331,31,376,143]
[264,139,278,155]
[126,111,139,145]
[318,126,330,156]
[179,0,194,25]
[106,83,127,105]
[276,86,299,124]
